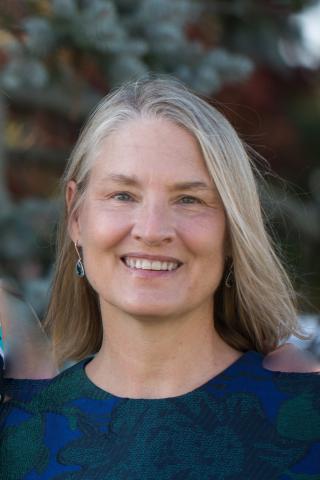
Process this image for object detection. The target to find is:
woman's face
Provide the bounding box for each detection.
[69,117,227,321]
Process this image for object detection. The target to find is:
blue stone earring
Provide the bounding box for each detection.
[74,241,85,278]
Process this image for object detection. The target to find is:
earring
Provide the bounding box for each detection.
[74,241,85,278]
[225,260,234,288]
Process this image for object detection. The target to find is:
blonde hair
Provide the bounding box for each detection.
[45,75,301,366]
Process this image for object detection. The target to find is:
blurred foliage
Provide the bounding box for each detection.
[0,0,319,346]
[0,0,254,103]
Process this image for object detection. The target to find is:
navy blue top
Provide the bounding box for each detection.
[1,351,320,479]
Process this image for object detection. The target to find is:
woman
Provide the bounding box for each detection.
[1,76,319,479]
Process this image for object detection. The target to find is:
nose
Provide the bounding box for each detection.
[131,199,174,246]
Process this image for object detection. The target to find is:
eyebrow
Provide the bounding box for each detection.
[99,173,215,192]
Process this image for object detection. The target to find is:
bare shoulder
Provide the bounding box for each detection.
[263,343,320,373]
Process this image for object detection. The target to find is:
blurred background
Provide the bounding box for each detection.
[0,0,319,354]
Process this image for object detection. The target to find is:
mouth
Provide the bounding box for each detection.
[121,256,182,272]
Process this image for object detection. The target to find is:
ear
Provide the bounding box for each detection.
[66,180,81,243]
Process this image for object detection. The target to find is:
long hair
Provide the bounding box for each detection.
[45,75,301,366]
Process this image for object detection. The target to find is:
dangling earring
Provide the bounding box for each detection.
[74,241,85,278]
[225,260,234,288]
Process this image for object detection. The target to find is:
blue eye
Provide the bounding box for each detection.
[179,196,201,204]
[112,192,133,201]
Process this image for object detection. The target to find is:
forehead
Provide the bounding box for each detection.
[89,117,213,184]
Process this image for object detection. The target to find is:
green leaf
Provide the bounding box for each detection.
[277,393,320,441]
[0,414,49,479]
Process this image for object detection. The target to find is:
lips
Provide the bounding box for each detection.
[121,255,182,271]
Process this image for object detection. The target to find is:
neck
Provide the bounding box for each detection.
[85,302,240,399]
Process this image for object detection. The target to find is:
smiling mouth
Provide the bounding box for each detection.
[121,256,182,271]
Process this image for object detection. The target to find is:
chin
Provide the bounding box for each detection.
[119,300,179,319]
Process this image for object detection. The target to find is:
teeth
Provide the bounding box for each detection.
[124,257,179,271]
[152,261,161,270]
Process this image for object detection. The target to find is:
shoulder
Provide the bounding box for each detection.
[1,359,86,406]
[246,348,319,395]
[0,360,88,437]
[255,345,320,401]
[263,343,320,373]
[226,350,320,404]
[3,377,52,403]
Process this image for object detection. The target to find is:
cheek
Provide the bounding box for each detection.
[79,205,133,248]
[177,212,227,259]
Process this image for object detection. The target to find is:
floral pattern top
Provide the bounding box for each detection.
[1,351,320,480]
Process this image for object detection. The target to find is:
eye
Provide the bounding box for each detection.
[178,195,202,204]
[111,192,134,201]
